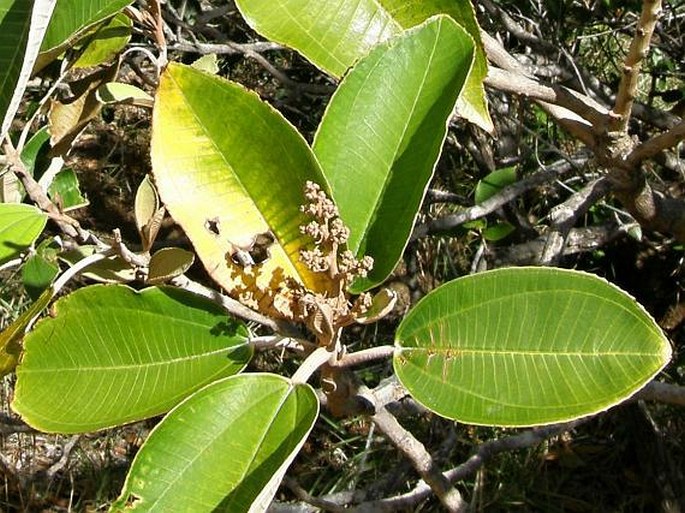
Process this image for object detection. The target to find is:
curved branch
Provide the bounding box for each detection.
[412,154,589,240]
[626,121,685,166]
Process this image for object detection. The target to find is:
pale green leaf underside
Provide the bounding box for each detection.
[110,374,318,513]
[234,0,491,130]
[152,63,332,298]
[314,15,474,291]
[0,203,48,265]
[394,267,672,427]
[14,285,252,433]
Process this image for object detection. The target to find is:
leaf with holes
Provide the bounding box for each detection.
[152,63,334,314]
[394,267,672,427]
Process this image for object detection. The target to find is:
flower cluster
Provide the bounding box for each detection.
[299,181,373,286]
[294,181,378,345]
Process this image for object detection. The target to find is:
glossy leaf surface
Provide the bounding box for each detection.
[0,0,56,140]
[73,11,131,68]
[0,203,47,265]
[36,0,131,69]
[14,285,252,433]
[394,267,672,427]
[313,16,473,291]
[110,374,318,513]
[234,0,491,130]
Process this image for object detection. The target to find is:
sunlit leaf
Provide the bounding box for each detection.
[147,247,194,285]
[110,373,318,512]
[97,82,154,107]
[313,16,474,291]
[59,245,136,283]
[0,203,47,265]
[0,0,56,141]
[47,167,88,211]
[234,0,491,130]
[152,63,334,313]
[73,11,131,68]
[36,0,132,70]
[394,267,672,427]
[14,285,253,433]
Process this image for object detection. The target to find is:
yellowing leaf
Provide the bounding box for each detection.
[151,63,334,315]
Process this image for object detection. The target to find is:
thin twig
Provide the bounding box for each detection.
[170,40,283,55]
[370,404,466,512]
[538,176,613,265]
[2,138,103,246]
[444,420,585,483]
[352,419,584,512]
[0,414,34,434]
[249,335,314,352]
[490,223,630,266]
[47,435,80,479]
[281,477,348,513]
[610,0,663,132]
[626,120,685,166]
[170,274,297,335]
[332,346,394,368]
[635,381,685,406]
[146,0,168,67]
[412,154,589,240]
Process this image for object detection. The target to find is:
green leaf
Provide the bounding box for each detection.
[47,167,88,211]
[96,82,154,107]
[234,0,491,131]
[110,373,318,513]
[0,203,47,265]
[13,285,253,433]
[313,16,474,291]
[147,247,195,285]
[152,63,335,309]
[36,0,132,70]
[20,126,52,178]
[235,0,399,77]
[379,0,492,132]
[482,222,515,242]
[73,11,131,68]
[134,175,159,233]
[0,0,56,140]
[191,53,219,74]
[474,166,517,205]
[0,287,52,377]
[394,267,672,427]
[22,252,59,299]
